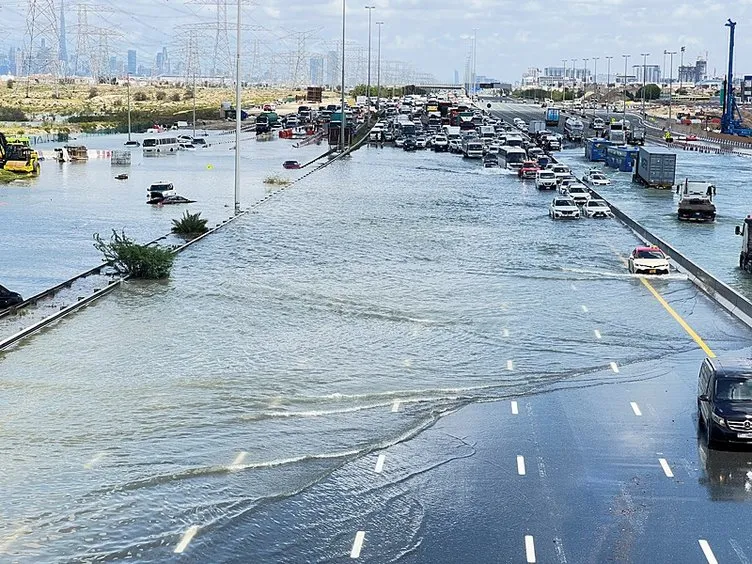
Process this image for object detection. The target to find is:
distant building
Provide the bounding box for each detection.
[326,50,339,87]
[127,49,136,75]
[309,55,324,86]
[678,58,707,85]
[743,75,752,103]
[632,64,660,84]
[453,69,459,85]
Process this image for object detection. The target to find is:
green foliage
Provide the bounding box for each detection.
[93,230,174,279]
[170,92,181,102]
[635,84,662,100]
[133,91,148,102]
[155,90,167,101]
[0,106,28,121]
[6,79,14,89]
[88,87,99,99]
[171,211,209,236]
[263,175,291,186]
[351,84,404,97]
[183,89,194,100]
[676,87,688,96]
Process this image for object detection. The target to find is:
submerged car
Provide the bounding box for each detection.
[536,169,557,190]
[698,357,752,447]
[583,199,614,218]
[549,197,580,219]
[628,245,670,275]
[567,184,592,205]
[0,284,23,309]
[582,169,611,186]
[282,160,301,169]
[518,160,539,179]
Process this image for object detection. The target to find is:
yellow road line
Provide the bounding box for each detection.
[639,277,716,358]
[609,242,715,357]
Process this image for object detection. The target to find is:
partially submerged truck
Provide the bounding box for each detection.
[676,179,716,221]
[736,216,752,273]
[633,146,676,189]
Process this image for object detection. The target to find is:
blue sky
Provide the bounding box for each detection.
[1,0,752,83]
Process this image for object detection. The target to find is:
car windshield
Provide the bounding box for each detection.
[588,200,605,207]
[636,249,665,259]
[716,377,752,401]
[555,200,573,206]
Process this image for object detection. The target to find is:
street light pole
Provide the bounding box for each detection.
[605,56,612,118]
[622,54,630,123]
[640,52,649,116]
[340,0,346,152]
[680,46,685,90]
[562,59,567,98]
[376,21,383,110]
[472,28,478,97]
[365,5,374,109]
[234,0,241,213]
[583,57,589,101]
[667,50,677,129]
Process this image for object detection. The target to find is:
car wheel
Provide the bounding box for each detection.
[705,419,718,449]
[628,262,634,274]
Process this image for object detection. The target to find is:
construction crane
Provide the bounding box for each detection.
[721,19,752,136]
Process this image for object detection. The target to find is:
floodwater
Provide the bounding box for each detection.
[1,136,748,562]
[557,143,752,296]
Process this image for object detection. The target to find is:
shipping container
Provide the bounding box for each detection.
[633,146,677,189]
[605,145,639,172]
[585,138,613,162]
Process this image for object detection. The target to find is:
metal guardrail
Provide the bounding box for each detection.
[0,121,379,352]
[589,187,752,329]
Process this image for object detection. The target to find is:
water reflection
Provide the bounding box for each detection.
[698,437,752,501]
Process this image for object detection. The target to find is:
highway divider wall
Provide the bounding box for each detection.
[589,187,752,329]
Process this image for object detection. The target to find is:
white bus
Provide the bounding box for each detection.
[142,136,179,156]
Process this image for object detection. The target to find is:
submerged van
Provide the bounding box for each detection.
[698,357,752,447]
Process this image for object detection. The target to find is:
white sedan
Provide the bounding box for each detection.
[549,197,581,219]
[567,184,591,205]
[628,246,671,275]
[582,170,611,186]
[583,199,614,218]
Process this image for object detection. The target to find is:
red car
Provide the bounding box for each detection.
[685,134,698,141]
[282,160,301,170]
[518,160,540,179]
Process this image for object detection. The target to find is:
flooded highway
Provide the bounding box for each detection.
[2,125,752,562]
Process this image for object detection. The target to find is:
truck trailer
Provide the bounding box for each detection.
[633,146,677,189]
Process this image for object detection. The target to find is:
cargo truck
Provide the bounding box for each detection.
[528,120,546,136]
[736,215,752,273]
[545,108,560,127]
[255,111,279,133]
[633,146,677,189]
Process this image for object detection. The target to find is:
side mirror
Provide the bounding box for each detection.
[736,226,742,236]
[699,394,710,402]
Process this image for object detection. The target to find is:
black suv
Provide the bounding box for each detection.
[0,284,23,309]
[698,357,752,447]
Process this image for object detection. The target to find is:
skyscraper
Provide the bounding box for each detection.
[326,50,339,88]
[454,69,459,85]
[127,50,137,75]
[309,55,324,86]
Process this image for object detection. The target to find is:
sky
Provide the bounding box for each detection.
[1,0,752,84]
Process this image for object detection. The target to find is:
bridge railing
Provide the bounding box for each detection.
[589,187,752,328]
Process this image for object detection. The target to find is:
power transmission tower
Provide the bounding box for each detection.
[25,0,61,94]
[73,2,120,81]
[187,0,232,77]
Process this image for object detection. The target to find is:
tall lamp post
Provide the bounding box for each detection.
[666,50,677,129]
[571,58,577,97]
[234,0,241,213]
[562,59,567,92]
[640,52,649,116]
[622,54,630,123]
[605,56,613,117]
[340,0,346,152]
[679,46,685,90]
[376,21,383,110]
[365,5,374,109]
[583,57,589,102]
[593,56,599,117]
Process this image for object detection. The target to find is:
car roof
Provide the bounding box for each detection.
[635,245,661,252]
[708,357,752,377]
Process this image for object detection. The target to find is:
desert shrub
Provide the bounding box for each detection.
[171,211,208,236]
[93,230,174,279]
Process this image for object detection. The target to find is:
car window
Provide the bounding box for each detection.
[715,377,752,401]
[636,249,665,259]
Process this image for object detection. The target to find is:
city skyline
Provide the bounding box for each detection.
[1,0,752,84]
